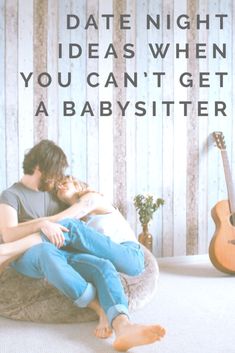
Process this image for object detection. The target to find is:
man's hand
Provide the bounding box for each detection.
[40,220,69,248]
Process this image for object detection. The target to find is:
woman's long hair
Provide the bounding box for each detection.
[58,175,94,199]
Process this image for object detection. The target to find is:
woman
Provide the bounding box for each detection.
[54,176,145,276]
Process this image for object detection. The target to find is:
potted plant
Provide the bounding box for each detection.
[133,194,164,252]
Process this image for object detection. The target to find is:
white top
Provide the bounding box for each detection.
[85,209,138,244]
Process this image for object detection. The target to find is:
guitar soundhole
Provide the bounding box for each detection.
[229,213,235,226]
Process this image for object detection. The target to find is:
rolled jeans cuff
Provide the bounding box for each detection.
[107,304,130,326]
[74,283,96,308]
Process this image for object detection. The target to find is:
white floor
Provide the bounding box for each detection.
[0,254,234,353]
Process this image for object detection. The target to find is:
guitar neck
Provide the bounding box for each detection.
[221,150,235,213]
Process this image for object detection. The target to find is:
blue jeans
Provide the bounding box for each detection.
[58,218,145,276]
[11,242,129,325]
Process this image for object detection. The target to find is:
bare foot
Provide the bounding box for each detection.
[88,298,113,339]
[94,311,113,339]
[113,322,166,352]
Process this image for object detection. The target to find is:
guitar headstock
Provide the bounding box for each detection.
[212,131,226,150]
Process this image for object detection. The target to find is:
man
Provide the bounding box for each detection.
[0,139,165,351]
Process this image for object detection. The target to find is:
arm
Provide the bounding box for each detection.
[0,192,110,243]
[0,204,46,242]
[0,204,67,244]
[49,192,110,222]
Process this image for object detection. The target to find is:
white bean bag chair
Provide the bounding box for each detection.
[0,246,159,323]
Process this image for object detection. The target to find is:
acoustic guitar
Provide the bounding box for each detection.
[209,131,235,274]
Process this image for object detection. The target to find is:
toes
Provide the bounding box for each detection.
[157,326,166,338]
[94,327,113,339]
[151,325,166,337]
[106,328,113,338]
[100,329,107,338]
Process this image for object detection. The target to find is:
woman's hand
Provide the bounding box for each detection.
[40,220,69,248]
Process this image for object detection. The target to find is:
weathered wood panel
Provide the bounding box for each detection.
[18,0,34,174]
[5,0,19,185]
[0,0,6,189]
[33,0,48,141]
[69,0,87,180]
[0,0,234,258]
[47,0,59,141]
[86,0,100,191]
[186,0,199,255]
[173,0,187,256]
[113,0,126,213]
[161,0,175,257]
[125,0,138,239]
[97,0,114,199]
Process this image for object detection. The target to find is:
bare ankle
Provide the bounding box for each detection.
[112,314,130,332]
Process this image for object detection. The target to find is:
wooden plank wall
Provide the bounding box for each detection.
[0,0,234,257]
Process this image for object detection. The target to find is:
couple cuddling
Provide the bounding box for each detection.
[0,140,165,351]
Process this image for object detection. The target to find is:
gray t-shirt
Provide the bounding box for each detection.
[0,182,65,222]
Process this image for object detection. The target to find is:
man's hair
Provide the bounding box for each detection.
[23,140,68,179]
